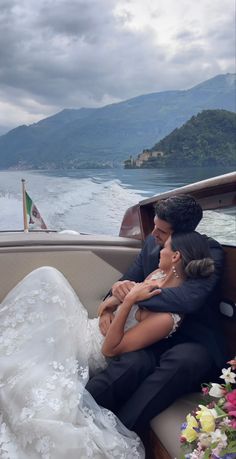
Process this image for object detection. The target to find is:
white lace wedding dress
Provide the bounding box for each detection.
[0,267,145,459]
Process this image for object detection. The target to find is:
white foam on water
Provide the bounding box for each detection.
[0,170,144,235]
[0,194,23,230]
[0,170,235,243]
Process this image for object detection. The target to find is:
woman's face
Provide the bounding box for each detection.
[159,236,175,272]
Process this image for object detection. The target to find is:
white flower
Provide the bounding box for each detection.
[209,383,225,398]
[20,407,35,422]
[220,367,236,384]
[46,383,56,390]
[48,398,62,411]
[210,428,227,446]
[46,337,55,344]
[220,417,231,427]
[52,295,60,303]
[189,449,205,459]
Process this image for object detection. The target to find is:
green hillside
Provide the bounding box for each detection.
[0,73,235,169]
[131,109,236,167]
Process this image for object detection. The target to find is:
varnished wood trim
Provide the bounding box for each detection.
[143,429,171,459]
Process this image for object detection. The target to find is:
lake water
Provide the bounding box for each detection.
[0,166,234,235]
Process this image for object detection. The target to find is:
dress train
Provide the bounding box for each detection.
[0,267,144,458]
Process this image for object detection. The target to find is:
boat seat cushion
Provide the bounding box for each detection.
[150,392,204,458]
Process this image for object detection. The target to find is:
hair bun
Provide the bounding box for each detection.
[185,258,215,278]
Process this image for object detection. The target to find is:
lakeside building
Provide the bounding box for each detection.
[124,150,164,168]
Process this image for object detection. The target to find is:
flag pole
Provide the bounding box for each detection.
[21,179,28,232]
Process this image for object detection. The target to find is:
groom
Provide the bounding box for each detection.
[86,194,226,432]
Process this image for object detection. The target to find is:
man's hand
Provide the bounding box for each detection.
[112,280,136,302]
[99,311,114,336]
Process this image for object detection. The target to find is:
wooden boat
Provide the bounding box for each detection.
[0,171,235,458]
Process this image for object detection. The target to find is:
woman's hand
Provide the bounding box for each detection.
[125,280,161,303]
[97,294,121,317]
[97,301,108,316]
[99,311,114,336]
[112,280,136,302]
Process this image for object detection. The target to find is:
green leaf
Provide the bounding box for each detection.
[220,439,236,454]
[203,448,211,459]
[214,405,228,416]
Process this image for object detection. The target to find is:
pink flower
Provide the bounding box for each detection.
[180,436,187,443]
[226,389,236,404]
[225,389,236,416]
[202,386,209,396]
[227,358,236,370]
[230,418,236,429]
[180,364,236,458]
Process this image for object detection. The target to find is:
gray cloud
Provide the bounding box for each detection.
[0,0,235,127]
[38,0,117,40]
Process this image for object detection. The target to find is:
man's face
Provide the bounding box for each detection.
[151,217,173,246]
[159,236,175,272]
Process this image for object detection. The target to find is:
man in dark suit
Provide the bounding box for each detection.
[86,195,225,432]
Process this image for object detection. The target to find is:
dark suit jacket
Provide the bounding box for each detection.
[121,234,226,368]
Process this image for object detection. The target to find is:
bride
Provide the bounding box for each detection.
[0,231,214,458]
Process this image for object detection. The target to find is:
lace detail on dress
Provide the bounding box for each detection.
[86,318,107,376]
[0,415,19,459]
[166,313,182,338]
[0,267,144,459]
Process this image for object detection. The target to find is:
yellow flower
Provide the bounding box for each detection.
[181,414,199,442]
[196,405,216,432]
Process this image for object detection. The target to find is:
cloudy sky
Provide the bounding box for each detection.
[0,0,235,130]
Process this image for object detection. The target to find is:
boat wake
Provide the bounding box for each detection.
[0,171,144,235]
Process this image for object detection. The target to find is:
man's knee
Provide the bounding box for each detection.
[112,348,156,373]
[90,348,156,385]
[160,343,213,384]
[86,349,156,409]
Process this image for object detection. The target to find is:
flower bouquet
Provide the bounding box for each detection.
[180,359,236,459]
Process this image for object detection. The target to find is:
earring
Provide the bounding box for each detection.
[172,265,180,278]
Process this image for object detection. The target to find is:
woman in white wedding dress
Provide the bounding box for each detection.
[0,232,214,459]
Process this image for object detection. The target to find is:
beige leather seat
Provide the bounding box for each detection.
[150,392,203,458]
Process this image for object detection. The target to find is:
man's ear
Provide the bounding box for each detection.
[172,251,181,262]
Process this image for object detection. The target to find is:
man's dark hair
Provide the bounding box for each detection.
[155,194,203,232]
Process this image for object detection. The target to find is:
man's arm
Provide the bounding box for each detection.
[138,239,224,315]
[120,235,158,282]
[103,235,159,302]
[103,236,151,302]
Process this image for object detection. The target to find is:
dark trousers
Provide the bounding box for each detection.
[86,340,216,432]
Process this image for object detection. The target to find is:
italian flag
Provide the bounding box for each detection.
[25,191,47,229]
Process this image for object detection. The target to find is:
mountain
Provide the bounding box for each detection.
[125,110,236,168]
[0,73,235,169]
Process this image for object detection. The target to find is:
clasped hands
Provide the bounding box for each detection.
[98,279,161,336]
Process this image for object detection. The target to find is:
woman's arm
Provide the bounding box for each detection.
[98,283,139,336]
[101,280,166,357]
[98,296,121,337]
